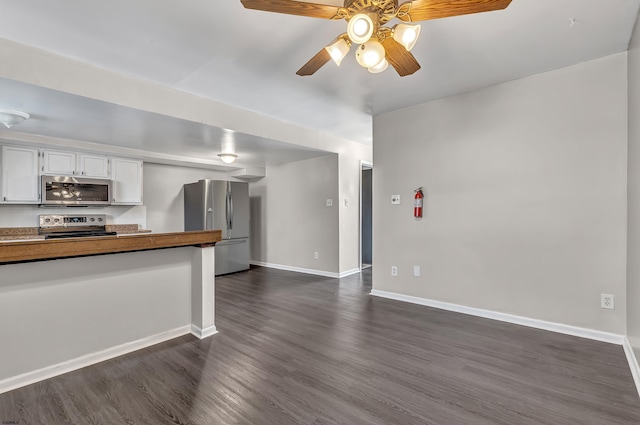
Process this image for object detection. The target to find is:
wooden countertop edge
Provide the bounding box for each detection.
[0,230,222,264]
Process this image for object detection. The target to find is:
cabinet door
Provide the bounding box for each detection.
[43,150,76,175]
[1,146,40,203]
[111,158,143,205]
[78,154,109,178]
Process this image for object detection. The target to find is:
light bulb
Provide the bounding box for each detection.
[218,153,238,164]
[347,14,374,44]
[393,24,421,51]
[368,58,388,74]
[355,40,385,69]
[325,38,351,66]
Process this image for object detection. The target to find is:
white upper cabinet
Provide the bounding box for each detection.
[111,157,143,205]
[42,150,76,176]
[42,150,109,178]
[78,154,110,178]
[1,145,40,203]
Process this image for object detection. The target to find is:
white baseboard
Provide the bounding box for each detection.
[251,261,339,278]
[0,325,191,395]
[251,262,363,279]
[624,337,640,398]
[370,289,625,345]
[339,268,362,278]
[190,324,219,339]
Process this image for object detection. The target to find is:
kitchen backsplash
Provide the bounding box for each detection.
[0,204,147,228]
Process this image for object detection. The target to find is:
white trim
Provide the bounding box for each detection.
[0,325,191,395]
[339,268,361,278]
[624,337,640,398]
[190,324,219,339]
[370,290,625,345]
[251,261,341,279]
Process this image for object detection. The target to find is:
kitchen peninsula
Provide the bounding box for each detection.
[0,230,222,394]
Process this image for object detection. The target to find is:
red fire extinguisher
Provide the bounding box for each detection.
[414,187,424,218]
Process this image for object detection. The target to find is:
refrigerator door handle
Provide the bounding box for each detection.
[229,191,234,230]
[225,188,231,230]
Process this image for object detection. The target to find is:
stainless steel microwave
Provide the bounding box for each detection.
[41,175,112,206]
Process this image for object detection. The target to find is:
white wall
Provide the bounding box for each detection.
[373,53,628,334]
[0,248,193,382]
[143,162,228,233]
[0,204,146,228]
[250,154,340,273]
[628,11,640,359]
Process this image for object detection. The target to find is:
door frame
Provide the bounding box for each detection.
[359,160,373,271]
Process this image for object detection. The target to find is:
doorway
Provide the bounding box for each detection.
[360,161,373,270]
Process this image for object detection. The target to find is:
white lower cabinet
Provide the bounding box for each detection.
[111,157,143,205]
[1,146,40,203]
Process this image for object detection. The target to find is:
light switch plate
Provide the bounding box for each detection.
[413,266,421,277]
[326,199,333,207]
[391,195,401,205]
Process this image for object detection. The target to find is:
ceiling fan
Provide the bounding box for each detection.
[240,0,513,77]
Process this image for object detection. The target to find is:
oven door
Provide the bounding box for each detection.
[41,175,112,206]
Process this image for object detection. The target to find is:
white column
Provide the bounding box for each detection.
[190,246,218,339]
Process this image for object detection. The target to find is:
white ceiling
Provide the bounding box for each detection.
[0,0,638,157]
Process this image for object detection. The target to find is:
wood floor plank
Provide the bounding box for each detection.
[1,266,640,424]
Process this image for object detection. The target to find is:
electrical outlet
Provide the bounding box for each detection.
[391,195,401,205]
[413,266,421,277]
[601,294,614,310]
[314,252,319,260]
[391,266,398,276]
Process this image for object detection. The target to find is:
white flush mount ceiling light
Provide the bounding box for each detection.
[219,129,238,164]
[347,13,374,44]
[392,24,421,51]
[0,110,30,128]
[218,153,238,164]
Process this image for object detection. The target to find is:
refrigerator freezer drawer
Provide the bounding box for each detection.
[215,238,250,276]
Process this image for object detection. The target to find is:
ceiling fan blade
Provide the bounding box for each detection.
[296,48,332,76]
[241,0,343,19]
[381,38,421,77]
[398,0,511,22]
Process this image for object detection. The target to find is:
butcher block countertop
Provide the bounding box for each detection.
[0,230,222,265]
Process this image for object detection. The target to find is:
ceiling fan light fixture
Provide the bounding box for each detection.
[325,37,351,66]
[368,58,389,74]
[347,13,374,44]
[218,153,238,164]
[393,24,421,51]
[0,110,30,129]
[355,40,385,69]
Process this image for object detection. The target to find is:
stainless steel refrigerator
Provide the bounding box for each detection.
[184,180,250,275]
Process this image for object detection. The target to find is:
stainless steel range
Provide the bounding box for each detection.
[39,214,117,239]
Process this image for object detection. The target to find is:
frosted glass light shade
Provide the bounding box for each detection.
[325,38,351,66]
[0,110,29,128]
[368,58,388,73]
[355,40,385,69]
[218,153,238,164]
[347,14,374,44]
[393,24,421,51]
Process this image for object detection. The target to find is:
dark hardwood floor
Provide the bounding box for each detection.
[2,266,640,424]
